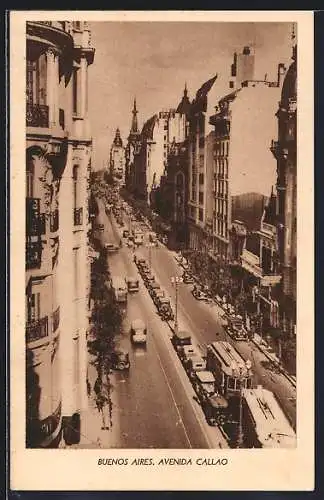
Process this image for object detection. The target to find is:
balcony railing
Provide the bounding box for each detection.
[59,108,65,129]
[52,306,60,333]
[26,316,48,343]
[26,240,42,269]
[26,104,49,128]
[74,207,83,226]
[50,210,59,232]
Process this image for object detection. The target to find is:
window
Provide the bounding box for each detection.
[199,208,203,221]
[72,69,79,114]
[227,377,235,390]
[26,55,47,106]
[73,21,81,30]
[28,292,40,323]
[199,173,204,185]
[199,192,204,205]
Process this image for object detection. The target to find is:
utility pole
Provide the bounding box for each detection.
[171,275,183,334]
[237,359,252,448]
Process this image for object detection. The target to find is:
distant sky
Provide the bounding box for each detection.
[88,21,293,171]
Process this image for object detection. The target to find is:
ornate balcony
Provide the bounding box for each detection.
[26,241,42,269]
[50,210,59,232]
[26,315,48,343]
[52,306,60,333]
[270,140,279,159]
[74,207,83,226]
[26,104,49,128]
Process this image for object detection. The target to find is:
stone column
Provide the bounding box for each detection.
[79,56,87,119]
[53,51,59,127]
[58,147,76,417]
[77,150,90,412]
[46,48,56,127]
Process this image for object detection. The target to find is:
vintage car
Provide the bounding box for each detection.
[125,276,139,293]
[182,272,194,284]
[157,297,174,321]
[186,355,207,376]
[152,288,165,306]
[177,344,201,364]
[123,229,130,238]
[130,319,147,345]
[104,242,119,253]
[95,222,104,232]
[192,285,212,302]
[111,349,130,371]
[148,281,161,296]
[143,272,155,286]
[171,330,192,351]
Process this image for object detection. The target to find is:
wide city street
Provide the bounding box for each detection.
[86,198,229,448]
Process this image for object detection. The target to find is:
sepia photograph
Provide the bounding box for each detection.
[10,10,314,491]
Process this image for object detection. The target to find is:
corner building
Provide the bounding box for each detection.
[26,21,95,447]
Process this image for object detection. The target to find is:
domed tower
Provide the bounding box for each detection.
[110,127,125,184]
[271,31,297,330]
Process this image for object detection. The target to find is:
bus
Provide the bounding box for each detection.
[112,276,128,303]
[242,386,296,448]
[206,341,253,400]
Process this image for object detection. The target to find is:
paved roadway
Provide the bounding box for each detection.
[119,203,297,430]
[94,199,228,449]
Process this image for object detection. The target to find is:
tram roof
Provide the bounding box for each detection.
[242,386,296,448]
[208,341,251,376]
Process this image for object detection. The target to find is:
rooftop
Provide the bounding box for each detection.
[242,386,296,448]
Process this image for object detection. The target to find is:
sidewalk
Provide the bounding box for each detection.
[59,353,117,449]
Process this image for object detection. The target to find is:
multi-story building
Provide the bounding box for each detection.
[209,48,286,260]
[154,86,191,248]
[109,128,125,185]
[26,20,94,447]
[270,41,297,332]
[127,99,189,208]
[187,75,218,251]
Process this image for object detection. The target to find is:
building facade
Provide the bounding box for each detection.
[187,75,218,252]
[209,48,286,260]
[26,20,94,447]
[271,43,297,331]
[109,128,125,185]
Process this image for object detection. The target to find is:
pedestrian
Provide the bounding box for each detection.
[86,378,91,397]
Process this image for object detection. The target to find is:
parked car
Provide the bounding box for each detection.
[111,349,130,370]
[157,297,174,321]
[95,223,104,231]
[130,319,147,345]
[152,288,165,306]
[143,272,155,286]
[171,330,192,350]
[123,229,130,238]
[148,281,160,296]
[192,285,212,302]
[178,344,201,364]
[182,272,194,284]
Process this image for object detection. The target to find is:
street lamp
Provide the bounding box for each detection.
[171,275,183,334]
[236,359,252,449]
